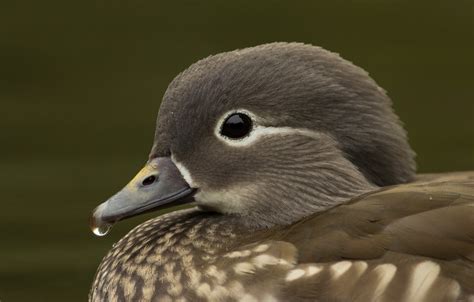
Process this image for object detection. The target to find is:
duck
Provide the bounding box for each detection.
[89,42,474,302]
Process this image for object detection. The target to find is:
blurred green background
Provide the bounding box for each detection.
[1,0,473,301]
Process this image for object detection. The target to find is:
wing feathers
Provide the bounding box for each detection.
[272,171,474,300]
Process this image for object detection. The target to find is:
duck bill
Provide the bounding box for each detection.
[90,157,196,235]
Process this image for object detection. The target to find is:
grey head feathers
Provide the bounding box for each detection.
[149,42,416,228]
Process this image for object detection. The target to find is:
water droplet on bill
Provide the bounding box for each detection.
[92,223,112,236]
[90,202,114,237]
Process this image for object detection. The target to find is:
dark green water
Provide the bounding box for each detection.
[1,1,473,301]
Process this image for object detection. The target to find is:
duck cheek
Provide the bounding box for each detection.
[193,182,261,214]
[186,156,254,189]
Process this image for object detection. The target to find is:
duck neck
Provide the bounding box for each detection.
[234,168,377,230]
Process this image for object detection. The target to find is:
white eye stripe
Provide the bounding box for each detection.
[215,109,319,147]
[221,126,313,147]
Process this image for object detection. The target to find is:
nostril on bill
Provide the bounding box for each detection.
[142,175,157,186]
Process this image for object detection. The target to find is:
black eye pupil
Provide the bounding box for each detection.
[142,175,156,186]
[220,113,252,139]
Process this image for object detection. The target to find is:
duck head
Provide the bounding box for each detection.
[91,42,416,232]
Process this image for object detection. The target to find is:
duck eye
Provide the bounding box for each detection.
[220,113,253,139]
[142,175,157,186]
